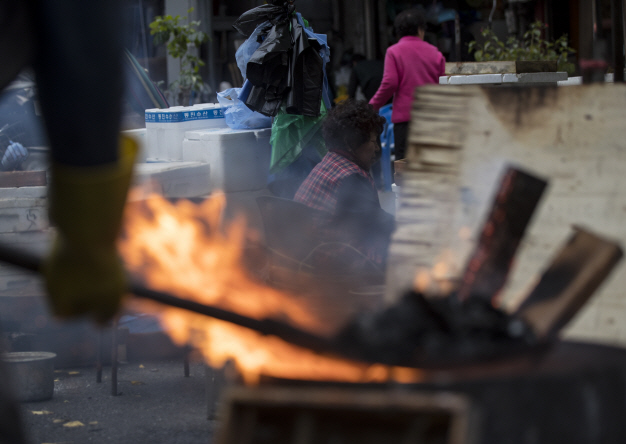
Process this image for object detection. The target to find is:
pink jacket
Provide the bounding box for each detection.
[369,36,446,123]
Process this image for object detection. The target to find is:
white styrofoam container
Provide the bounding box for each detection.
[144,103,226,161]
[182,127,272,192]
[133,161,211,198]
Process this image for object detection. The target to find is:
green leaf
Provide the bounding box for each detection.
[152,31,170,45]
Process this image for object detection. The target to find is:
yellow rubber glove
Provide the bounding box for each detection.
[43,136,138,324]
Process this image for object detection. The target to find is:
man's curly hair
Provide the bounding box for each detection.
[323,99,386,153]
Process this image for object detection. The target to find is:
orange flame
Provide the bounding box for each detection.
[413,249,459,297]
[119,193,422,385]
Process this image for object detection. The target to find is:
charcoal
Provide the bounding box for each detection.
[336,290,537,367]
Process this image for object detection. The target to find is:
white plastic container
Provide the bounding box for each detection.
[145,103,226,161]
[182,127,272,192]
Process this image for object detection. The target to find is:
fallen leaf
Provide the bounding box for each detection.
[54,379,60,382]
[53,419,64,423]
[63,421,84,428]
[131,381,144,385]
[139,364,144,368]
[63,400,69,403]
[67,371,80,375]
[31,410,53,415]
[89,421,98,425]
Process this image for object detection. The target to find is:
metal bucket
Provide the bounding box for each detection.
[1,351,56,402]
[348,285,386,312]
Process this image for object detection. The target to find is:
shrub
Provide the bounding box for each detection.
[150,8,209,105]
[468,21,576,75]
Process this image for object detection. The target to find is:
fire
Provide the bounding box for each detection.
[413,249,459,296]
[119,193,422,384]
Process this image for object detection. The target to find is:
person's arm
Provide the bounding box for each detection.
[334,174,395,246]
[439,53,447,77]
[369,51,399,112]
[31,0,138,324]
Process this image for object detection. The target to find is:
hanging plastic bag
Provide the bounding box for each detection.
[269,100,327,174]
[232,3,292,37]
[235,21,271,81]
[285,14,324,117]
[216,87,272,130]
[244,20,292,117]
[295,13,332,111]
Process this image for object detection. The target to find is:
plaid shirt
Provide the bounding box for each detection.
[294,151,385,267]
[295,151,375,212]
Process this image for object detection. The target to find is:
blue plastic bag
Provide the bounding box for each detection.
[235,21,270,80]
[216,87,272,130]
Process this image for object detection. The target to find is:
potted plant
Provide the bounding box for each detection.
[149,8,209,106]
[465,21,576,75]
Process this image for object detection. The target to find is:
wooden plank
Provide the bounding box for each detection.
[0,171,47,188]
[515,227,623,340]
[216,386,474,444]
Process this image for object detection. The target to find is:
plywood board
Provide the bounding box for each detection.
[388,83,626,345]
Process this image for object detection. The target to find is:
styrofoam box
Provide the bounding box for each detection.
[133,161,211,198]
[182,127,272,192]
[145,103,227,161]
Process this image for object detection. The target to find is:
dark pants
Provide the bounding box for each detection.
[393,121,409,161]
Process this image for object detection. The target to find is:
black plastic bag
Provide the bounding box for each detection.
[245,17,324,117]
[285,15,323,117]
[245,20,292,117]
[232,4,290,37]
[234,2,325,118]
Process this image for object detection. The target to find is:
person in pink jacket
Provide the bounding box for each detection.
[369,8,446,161]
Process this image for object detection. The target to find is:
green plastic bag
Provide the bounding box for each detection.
[269,100,327,174]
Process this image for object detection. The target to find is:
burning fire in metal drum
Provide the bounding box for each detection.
[118,192,423,385]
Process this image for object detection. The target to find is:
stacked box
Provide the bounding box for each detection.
[144,103,227,161]
[182,127,272,192]
[0,186,51,299]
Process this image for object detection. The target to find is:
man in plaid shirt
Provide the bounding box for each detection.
[294,100,395,273]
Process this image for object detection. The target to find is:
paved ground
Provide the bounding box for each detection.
[18,358,217,444]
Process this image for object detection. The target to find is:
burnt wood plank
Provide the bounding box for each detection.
[515,227,623,340]
[455,167,547,304]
